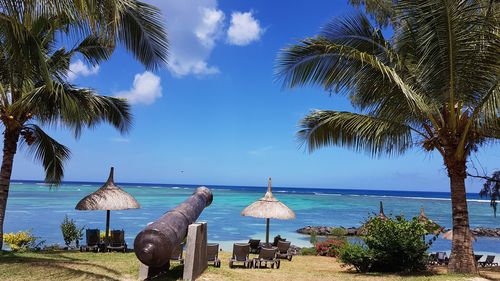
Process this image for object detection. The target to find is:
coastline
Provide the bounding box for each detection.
[297,226,500,238]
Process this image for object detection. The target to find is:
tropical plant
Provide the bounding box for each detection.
[339,216,432,273]
[315,238,346,257]
[0,0,168,250]
[60,215,84,247]
[277,0,499,273]
[3,229,44,252]
[338,242,372,272]
[479,170,500,217]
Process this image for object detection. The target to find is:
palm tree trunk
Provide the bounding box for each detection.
[0,129,20,250]
[447,158,477,273]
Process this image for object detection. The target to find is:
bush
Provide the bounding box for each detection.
[315,238,346,257]
[338,243,372,272]
[60,215,84,248]
[3,230,44,252]
[339,216,435,273]
[329,227,347,237]
[300,247,317,255]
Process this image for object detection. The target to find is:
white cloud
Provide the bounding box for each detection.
[110,137,130,143]
[67,59,99,81]
[115,71,162,105]
[145,0,224,77]
[195,8,225,48]
[249,146,273,156]
[227,11,263,46]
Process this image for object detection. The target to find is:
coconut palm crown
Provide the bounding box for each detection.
[0,0,168,250]
[277,0,499,273]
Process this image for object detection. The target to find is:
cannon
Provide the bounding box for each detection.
[134,186,213,270]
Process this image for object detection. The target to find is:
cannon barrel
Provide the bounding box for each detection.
[134,186,213,268]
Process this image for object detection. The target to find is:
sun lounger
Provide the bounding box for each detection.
[276,240,293,261]
[273,235,286,247]
[479,255,498,267]
[229,243,251,268]
[170,243,184,265]
[428,253,437,265]
[106,229,127,252]
[80,229,102,252]
[207,243,221,267]
[475,254,483,263]
[249,239,261,254]
[253,247,280,269]
[436,252,449,265]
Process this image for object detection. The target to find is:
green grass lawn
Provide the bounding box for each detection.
[0,251,497,281]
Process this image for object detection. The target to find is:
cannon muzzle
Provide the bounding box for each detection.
[134,186,213,267]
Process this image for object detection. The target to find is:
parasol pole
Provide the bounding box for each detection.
[105,210,110,243]
[266,218,270,245]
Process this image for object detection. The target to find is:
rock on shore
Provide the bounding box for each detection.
[297,226,500,237]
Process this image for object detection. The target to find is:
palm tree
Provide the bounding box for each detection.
[479,171,500,217]
[276,0,498,273]
[0,0,168,250]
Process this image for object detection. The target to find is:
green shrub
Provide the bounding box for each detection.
[3,230,44,252]
[329,227,347,237]
[315,238,346,257]
[338,216,436,273]
[300,247,317,255]
[60,215,84,247]
[338,243,372,272]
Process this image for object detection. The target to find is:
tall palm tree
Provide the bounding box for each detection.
[277,0,499,273]
[0,0,168,250]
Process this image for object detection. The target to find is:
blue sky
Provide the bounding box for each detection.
[12,0,499,192]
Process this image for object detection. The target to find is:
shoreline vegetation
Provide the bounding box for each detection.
[297,226,500,238]
[1,250,499,281]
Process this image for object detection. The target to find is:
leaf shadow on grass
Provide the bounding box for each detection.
[150,264,184,281]
[0,253,124,280]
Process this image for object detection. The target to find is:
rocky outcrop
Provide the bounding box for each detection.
[297,226,500,238]
[297,226,362,236]
[470,227,500,237]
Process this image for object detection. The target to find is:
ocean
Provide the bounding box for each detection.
[4,181,500,254]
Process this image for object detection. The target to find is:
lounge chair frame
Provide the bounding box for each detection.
[276,240,293,261]
[207,243,221,267]
[229,243,252,268]
[106,230,127,252]
[253,247,280,269]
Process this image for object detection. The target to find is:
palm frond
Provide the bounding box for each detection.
[116,1,169,70]
[20,124,70,184]
[298,110,413,156]
[13,82,132,138]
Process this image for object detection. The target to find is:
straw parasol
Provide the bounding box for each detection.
[241,177,296,245]
[442,229,477,241]
[377,201,388,220]
[417,207,442,233]
[75,167,140,241]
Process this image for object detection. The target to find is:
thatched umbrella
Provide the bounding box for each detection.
[241,178,296,245]
[75,167,140,241]
[417,207,442,233]
[442,229,477,241]
[377,201,388,220]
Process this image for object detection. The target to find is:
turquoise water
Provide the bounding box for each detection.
[4,181,500,253]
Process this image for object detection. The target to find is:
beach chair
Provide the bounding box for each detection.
[229,243,251,268]
[273,235,286,247]
[479,255,498,267]
[207,243,221,267]
[428,253,437,265]
[475,254,483,263]
[80,229,101,252]
[106,230,127,252]
[170,243,184,265]
[436,252,449,265]
[248,239,261,254]
[276,240,293,261]
[253,247,280,269]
